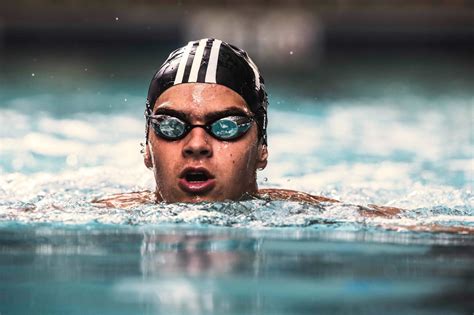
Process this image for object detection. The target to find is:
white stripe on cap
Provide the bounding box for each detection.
[247,57,261,90]
[204,39,222,83]
[188,38,208,83]
[173,41,194,85]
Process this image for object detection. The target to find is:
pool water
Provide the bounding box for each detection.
[0,47,473,314]
[1,224,473,315]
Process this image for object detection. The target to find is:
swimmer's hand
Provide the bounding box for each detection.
[380,224,474,234]
[91,191,157,208]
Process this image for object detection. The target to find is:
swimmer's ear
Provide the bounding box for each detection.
[257,144,268,170]
[144,144,153,169]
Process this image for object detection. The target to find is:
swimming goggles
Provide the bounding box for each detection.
[146,114,254,141]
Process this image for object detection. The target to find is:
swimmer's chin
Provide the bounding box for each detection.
[158,192,246,204]
[156,186,260,203]
[164,195,214,204]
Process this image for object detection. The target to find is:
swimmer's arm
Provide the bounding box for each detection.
[256,189,473,233]
[356,204,403,218]
[257,188,402,218]
[355,206,473,233]
[257,188,339,203]
[91,190,160,208]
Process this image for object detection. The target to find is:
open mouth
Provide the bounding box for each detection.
[178,167,216,194]
[185,172,209,182]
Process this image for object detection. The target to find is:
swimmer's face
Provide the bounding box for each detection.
[144,83,268,203]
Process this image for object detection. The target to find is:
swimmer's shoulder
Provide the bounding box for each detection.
[91,190,161,208]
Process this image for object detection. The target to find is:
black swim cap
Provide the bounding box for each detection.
[145,38,268,144]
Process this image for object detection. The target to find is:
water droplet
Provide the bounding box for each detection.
[12,158,24,170]
[263,177,268,182]
[66,154,78,167]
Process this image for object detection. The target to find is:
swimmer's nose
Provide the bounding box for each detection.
[182,127,213,158]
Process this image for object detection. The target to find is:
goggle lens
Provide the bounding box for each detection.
[156,116,187,139]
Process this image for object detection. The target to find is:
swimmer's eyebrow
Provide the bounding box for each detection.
[152,108,188,121]
[204,107,251,122]
[153,107,251,123]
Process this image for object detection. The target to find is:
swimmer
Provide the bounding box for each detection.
[93,38,401,218]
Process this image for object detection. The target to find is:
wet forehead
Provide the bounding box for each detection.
[153,83,251,119]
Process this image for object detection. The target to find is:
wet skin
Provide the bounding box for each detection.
[144,83,268,203]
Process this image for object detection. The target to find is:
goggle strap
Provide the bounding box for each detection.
[144,100,152,143]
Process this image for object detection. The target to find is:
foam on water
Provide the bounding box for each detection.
[0,95,472,231]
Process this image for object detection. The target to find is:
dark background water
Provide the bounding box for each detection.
[1,0,473,115]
